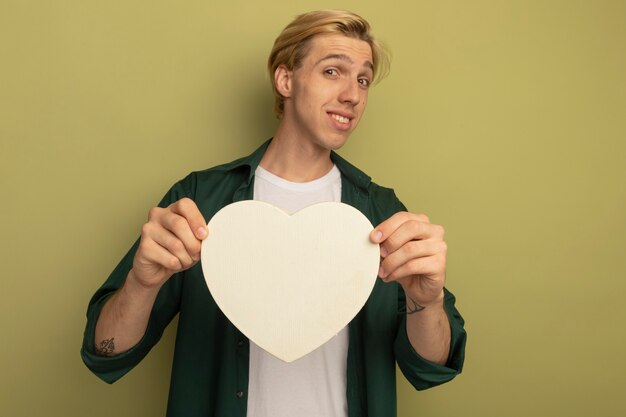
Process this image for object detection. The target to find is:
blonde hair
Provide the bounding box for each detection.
[268,10,390,118]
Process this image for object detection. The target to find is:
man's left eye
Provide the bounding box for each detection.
[358,78,371,87]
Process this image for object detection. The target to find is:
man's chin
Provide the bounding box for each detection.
[325,134,352,151]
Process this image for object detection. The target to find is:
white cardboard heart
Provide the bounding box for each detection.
[201,200,380,362]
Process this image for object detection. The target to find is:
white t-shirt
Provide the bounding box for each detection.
[246,164,348,417]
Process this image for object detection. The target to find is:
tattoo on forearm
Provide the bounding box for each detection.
[95,337,116,356]
[407,298,425,314]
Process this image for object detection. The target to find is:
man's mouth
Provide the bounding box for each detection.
[329,113,351,124]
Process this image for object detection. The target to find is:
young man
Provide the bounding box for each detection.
[82,10,466,417]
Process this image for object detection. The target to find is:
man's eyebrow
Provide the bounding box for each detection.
[315,54,374,71]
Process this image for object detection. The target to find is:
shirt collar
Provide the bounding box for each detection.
[223,138,372,191]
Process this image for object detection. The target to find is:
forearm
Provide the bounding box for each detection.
[94,269,161,356]
[405,290,451,365]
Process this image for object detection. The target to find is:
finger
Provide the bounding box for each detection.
[381,221,445,257]
[169,198,208,240]
[142,221,196,268]
[370,212,431,244]
[383,254,446,283]
[379,240,446,278]
[157,211,203,261]
[138,238,184,272]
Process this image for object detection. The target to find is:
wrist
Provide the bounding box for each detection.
[124,269,163,299]
[403,287,445,311]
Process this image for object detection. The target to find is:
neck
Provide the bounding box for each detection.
[260,125,334,182]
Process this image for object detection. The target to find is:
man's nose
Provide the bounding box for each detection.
[338,79,361,105]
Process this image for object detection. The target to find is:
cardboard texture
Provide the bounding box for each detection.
[201,200,380,362]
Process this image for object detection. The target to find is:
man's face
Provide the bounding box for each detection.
[278,34,374,151]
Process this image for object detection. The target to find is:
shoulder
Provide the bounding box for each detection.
[176,157,250,197]
[367,181,402,205]
[366,180,407,222]
[156,156,251,212]
[331,151,407,221]
[175,140,269,198]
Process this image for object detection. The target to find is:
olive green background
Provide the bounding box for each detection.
[1,1,625,416]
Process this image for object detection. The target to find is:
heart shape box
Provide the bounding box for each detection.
[201,200,380,362]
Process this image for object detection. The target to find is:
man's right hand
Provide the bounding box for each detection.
[131,197,208,289]
[94,198,207,356]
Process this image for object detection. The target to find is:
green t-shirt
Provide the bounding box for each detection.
[81,139,467,417]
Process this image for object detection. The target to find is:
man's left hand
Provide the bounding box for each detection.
[370,212,447,308]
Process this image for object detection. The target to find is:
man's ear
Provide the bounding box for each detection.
[274,64,292,98]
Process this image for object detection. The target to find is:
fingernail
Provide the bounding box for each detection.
[373,230,383,242]
[197,227,207,239]
[378,265,386,278]
[380,246,387,257]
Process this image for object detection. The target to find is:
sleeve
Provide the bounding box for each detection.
[381,187,467,390]
[394,287,467,390]
[80,177,193,384]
